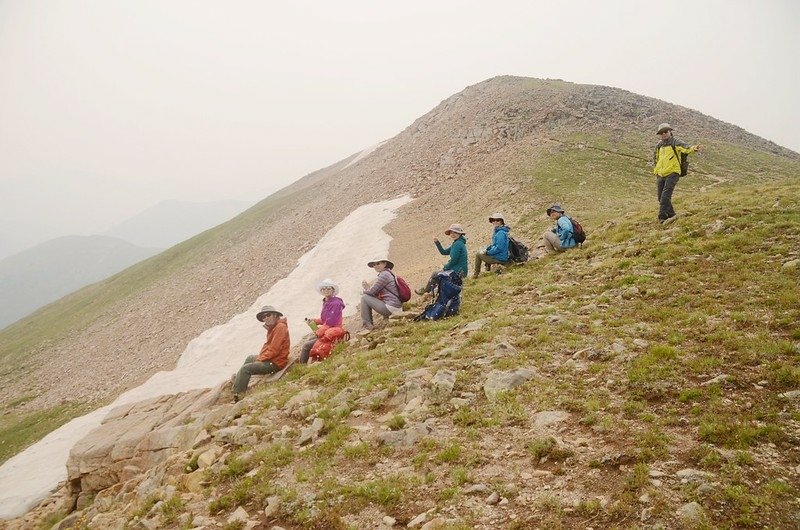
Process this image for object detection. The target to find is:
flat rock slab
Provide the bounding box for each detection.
[483,368,535,400]
[532,410,570,430]
[67,385,226,497]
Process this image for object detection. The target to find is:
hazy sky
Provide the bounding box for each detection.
[1,0,797,257]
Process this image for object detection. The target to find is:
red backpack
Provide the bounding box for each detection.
[309,326,350,361]
[389,271,412,303]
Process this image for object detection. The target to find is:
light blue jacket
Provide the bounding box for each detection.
[486,225,510,262]
[554,216,577,249]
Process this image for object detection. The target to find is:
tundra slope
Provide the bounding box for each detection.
[12,179,800,529]
[1,75,798,467]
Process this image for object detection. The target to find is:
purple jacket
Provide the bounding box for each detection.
[316,296,345,327]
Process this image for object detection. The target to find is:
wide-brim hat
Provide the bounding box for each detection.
[256,305,283,321]
[657,123,673,135]
[444,223,465,235]
[316,278,339,295]
[367,258,394,269]
[488,212,505,223]
[546,204,565,215]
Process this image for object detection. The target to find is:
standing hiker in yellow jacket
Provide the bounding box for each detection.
[653,123,703,224]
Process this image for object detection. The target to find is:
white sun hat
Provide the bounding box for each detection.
[316,278,339,295]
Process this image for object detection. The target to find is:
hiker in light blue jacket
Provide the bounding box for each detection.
[416,223,468,295]
[541,204,577,253]
[473,213,510,278]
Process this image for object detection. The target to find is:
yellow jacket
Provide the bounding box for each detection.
[653,138,697,177]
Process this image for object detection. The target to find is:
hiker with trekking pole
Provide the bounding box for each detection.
[653,123,703,225]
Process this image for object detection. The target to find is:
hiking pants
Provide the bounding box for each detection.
[299,338,317,363]
[361,294,401,327]
[656,173,679,221]
[232,355,279,395]
[473,252,505,277]
[541,231,563,254]
[422,270,465,293]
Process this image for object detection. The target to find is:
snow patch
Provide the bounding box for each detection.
[0,195,413,519]
[344,141,386,169]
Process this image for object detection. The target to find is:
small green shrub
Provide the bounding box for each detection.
[387,415,406,431]
[435,442,462,464]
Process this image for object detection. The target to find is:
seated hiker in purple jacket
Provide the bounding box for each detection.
[299,279,345,363]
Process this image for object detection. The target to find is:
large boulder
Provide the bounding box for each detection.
[66,385,228,499]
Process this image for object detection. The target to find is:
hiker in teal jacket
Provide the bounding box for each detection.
[473,213,510,278]
[416,223,468,295]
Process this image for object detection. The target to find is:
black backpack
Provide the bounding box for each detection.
[569,217,586,245]
[508,237,530,263]
[672,144,689,177]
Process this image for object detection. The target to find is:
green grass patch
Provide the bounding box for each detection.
[698,417,786,448]
[0,401,90,464]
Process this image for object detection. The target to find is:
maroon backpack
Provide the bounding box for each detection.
[389,271,412,303]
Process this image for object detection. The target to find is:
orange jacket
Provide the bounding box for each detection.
[255,317,290,368]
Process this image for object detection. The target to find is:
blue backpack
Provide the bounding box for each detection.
[415,271,462,321]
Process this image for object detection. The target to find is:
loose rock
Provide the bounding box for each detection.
[676,501,704,521]
[407,511,428,527]
[532,410,569,429]
[484,368,535,400]
[264,495,280,518]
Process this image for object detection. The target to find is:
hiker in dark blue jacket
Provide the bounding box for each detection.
[472,213,510,278]
[416,223,468,295]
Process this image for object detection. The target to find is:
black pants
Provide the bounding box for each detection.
[656,173,679,220]
[423,270,465,293]
[299,338,317,363]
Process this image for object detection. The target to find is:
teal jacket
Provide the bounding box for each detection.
[486,225,510,263]
[435,235,468,277]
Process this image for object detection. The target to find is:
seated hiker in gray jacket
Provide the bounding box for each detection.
[360,258,402,330]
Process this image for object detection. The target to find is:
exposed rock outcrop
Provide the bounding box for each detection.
[66,385,231,509]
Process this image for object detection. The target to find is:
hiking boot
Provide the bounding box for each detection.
[495,265,505,275]
[662,215,678,225]
[233,393,242,403]
[414,287,428,295]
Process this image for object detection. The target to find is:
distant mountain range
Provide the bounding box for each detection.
[0,199,253,329]
[0,235,159,329]
[104,199,253,249]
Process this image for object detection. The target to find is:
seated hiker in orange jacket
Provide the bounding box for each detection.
[231,305,290,402]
